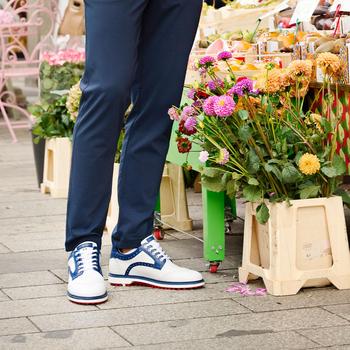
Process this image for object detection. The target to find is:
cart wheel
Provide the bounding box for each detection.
[209,262,220,273]
[153,228,165,241]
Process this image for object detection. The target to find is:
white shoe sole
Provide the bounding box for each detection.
[67,291,108,305]
[108,274,205,289]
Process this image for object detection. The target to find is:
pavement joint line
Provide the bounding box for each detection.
[25,315,43,333]
[48,270,68,284]
[320,305,350,323]
[294,329,323,347]
[109,326,134,347]
[1,288,13,301]
[0,242,12,253]
[0,213,68,221]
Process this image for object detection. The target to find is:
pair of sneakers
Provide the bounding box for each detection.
[67,234,205,304]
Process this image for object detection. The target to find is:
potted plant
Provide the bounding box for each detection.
[171,51,350,295]
[30,93,75,197]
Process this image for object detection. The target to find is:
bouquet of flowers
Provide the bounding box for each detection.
[39,49,85,103]
[171,51,348,223]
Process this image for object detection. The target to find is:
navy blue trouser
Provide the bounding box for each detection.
[65,0,202,251]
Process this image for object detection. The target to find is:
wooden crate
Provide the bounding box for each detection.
[239,196,350,295]
[40,137,72,198]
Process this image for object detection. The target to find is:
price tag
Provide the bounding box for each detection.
[330,0,350,13]
[290,0,319,25]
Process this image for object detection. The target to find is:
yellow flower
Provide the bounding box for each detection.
[298,153,321,175]
[255,68,290,94]
[316,52,341,77]
[198,121,204,129]
[287,60,313,80]
[66,81,82,121]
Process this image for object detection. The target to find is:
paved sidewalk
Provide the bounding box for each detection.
[1,129,350,350]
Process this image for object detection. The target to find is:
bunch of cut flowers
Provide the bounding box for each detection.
[170,51,348,223]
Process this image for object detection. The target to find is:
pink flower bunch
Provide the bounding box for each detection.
[0,10,15,25]
[168,107,180,121]
[230,78,254,96]
[203,96,218,116]
[213,95,236,117]
[207,79,224,91]
[217,148,230,165]
[41,49,85,66]
[181,106,196,121]
[217,51,232,61]
[184,116,197,132]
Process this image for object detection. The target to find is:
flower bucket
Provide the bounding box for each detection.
[239,196,350,296]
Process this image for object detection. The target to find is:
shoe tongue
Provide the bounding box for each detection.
[76,241,97,250]
[141,235,155,246]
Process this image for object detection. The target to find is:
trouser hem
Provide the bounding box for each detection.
[65,234,102,252]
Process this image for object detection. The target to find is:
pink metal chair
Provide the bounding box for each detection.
[0,0,57,142]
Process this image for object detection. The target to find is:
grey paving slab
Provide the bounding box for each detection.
[0,327,129,350]
[0,318,38,337]
[0,246,112,273]
[0,289,10,301]
[2,237,65,252]
[172,256,237,272]
[0,243,10,254]
[3,283,67,300]
[111,308,348,345]
[0,199,66,219]
[112,330,317,350]
[236,287,350,312]
[299,325,350,347]
[324,304,350,321]
[0,215,65,235]
[100,282,235,310]
[0,296,97,319]
[0,271,62,288]
[29,299,250,332]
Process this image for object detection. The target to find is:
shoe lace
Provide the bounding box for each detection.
[145,240,171,262]
[75,247,99,274]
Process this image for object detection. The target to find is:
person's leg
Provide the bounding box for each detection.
[112,0,203,250]
[65,0,148,252]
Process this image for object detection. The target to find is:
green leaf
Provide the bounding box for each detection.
[248,178,259,186]
[202,167,223,178]
[243,185,261,202]
[201,175,225,192]
[231,172,243,180]
[299,185,320,199]
[335,188,350,207]
[264,163,282,181]
[226,179,238,198]
[256,203,270,224]
[333,154,347,176]
[238,110,249,120]
[321,166,337,178]
[238,125,252,143]
[247,149,260,174]
[282,164,301,184]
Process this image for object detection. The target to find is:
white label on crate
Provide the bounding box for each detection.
[330,0,350,13]
[341,16,350,34]
[316,66,324,83]
[267,41,279,53]
[290,0,319,25]
[303,240,331,260]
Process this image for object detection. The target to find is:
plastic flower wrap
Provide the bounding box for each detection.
[171,53,348,224]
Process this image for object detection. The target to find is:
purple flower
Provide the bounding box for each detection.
[213,95,236,117]
[199,150,209,163]
[168,107,180,121]
[231,78,254,96]
[217,51,232,61]
[217,148,230,165]
[198,55,216,67]
[187,88,196,100]
[203,96,218,116]
[207,79,224,91]
[181,106,196,121]
[192,100,202,109]
[184,116,197,132]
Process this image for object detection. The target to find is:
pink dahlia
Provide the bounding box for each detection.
[203,96,218,116]
[184,116,197,132]
[213,95,236,117]
[217,51,232,61]
[217,148,230,165]
[181,106,196,121]
[198,55,216,67]
[187,88,196,100]
[199,150,209,163]
[168,107,180,121]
